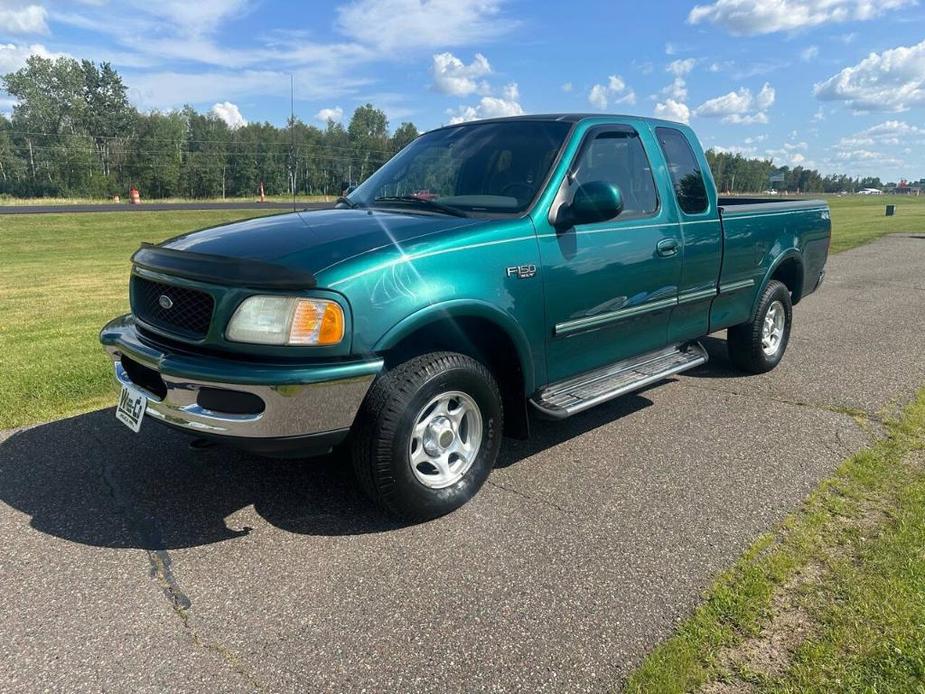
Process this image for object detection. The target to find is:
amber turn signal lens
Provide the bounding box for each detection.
[289,299,345,345]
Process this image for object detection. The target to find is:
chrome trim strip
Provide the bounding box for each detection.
[555,296,677,336]
[677,287,717,305]
[718,279,756,294]
[109,350,376,438]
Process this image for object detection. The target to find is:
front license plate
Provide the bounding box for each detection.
[116,384,147,433]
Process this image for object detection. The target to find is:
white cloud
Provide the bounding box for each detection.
[501,82,519,101]
[561,82,573,93]
[337,0,514,52]
[667,58,696,76]
[588,84,608,110]
[448,81,523,123]
[211,101,247,129]
[587,74,635,110]
[654,99,690,123]
[128,67,369,111]
[696,88,752,116]
[837,149,888,161]
[314,106,344,123]
[0,42,70,74]
[814,39,925,112]
[132,0,250,36]
[662,78,688,101]
[725,112,769,124]
[694,82,774,124]
[755,82,775,110]
[431,52,491,96]
[688,0,915,36]
[766,146,812,166]
[836,120,925,148]
[712,144,758,155]
[801,45,819,62]
[0,3,48,34]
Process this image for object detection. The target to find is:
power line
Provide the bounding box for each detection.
[1,129,399,156]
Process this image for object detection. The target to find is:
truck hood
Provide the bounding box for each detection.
[158,208,482,277]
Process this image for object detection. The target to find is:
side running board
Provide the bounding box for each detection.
[531,342,708,419]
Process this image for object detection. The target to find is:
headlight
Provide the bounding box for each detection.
[226,296,345,346]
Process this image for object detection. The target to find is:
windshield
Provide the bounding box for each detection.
[345,120,572,216]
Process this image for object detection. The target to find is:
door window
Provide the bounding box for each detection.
[571,130,658,218]
[655,127,709,214]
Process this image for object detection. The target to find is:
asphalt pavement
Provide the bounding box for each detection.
[2,234,924,692]
[0,201,330,214]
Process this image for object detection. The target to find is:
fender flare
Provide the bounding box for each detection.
[373,299,537,394]
[752,249,804,316]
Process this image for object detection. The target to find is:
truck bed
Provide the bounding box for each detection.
[718,197,824,211]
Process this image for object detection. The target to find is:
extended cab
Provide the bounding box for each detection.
[101,114,830,519]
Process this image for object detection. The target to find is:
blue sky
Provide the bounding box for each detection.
[1,0,923,180]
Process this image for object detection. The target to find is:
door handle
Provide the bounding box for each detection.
[656,239,679,257]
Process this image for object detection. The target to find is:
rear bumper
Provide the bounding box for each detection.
[100,314,382,449]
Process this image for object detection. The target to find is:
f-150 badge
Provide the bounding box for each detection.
[506,264,537,279]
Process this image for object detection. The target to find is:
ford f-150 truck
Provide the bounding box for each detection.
[101,114,830,519]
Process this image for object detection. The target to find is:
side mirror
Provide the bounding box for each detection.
[556,181,624,228]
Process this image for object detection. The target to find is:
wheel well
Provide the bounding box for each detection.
[383,316,530,439]
[771,256,804,305]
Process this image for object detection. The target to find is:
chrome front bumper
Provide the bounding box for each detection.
[104,344,379,441]
[100,316,383,444]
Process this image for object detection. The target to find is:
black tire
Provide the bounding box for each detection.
[350,351,503,521]
[727,280,793,374]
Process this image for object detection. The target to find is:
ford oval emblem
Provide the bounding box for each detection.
[158,294,174,309]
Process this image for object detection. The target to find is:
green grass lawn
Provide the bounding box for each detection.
[826,194,925,254]
[0,195,923,431]
[0,194,334,206]
[0,210,278,429]
[626,390,925,693]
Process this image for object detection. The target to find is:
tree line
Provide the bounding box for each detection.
[0,55,914,200]
[0,56,418,199]
[704,150,895,195]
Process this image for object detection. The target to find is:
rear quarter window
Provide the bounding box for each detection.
[655,127,709,215]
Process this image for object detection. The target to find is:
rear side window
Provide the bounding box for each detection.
[655,127,709,215]
[571,129,658,217]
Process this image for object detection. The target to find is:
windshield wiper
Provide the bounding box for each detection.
[373,195,468,218]
[335,196,359,209]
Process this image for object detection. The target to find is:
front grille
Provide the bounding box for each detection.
[131,275,214,339]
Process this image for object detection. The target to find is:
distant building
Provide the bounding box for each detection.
[893,180,922,196]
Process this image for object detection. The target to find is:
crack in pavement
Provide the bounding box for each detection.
[485,478,569,513]
[676,381,880,424]
[87,428,264,692]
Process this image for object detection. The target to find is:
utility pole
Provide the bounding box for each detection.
[289,74,295,207]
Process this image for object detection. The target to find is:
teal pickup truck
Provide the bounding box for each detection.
[101,114,830,519]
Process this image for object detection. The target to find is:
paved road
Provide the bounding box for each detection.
[0,201,331,215]
[2,235,924,692]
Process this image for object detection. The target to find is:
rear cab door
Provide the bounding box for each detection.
[650,125,723,344]
[531,118,684,384]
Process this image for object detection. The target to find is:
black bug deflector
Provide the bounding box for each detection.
[131,244,318,290]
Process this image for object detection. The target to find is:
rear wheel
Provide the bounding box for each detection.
[351,351,503,520]
[727,280,792,374]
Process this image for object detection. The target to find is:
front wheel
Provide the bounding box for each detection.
[727,279,793,374]
[351,351,503,520]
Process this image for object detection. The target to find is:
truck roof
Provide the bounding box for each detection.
[431,112,689,131]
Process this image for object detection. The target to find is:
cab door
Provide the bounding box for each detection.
[535,125,683,384]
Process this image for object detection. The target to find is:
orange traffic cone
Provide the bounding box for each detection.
[258,181,266,203]
[129,186,141,205]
